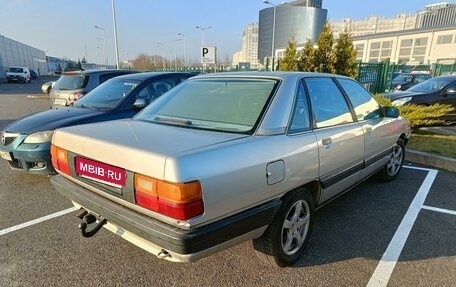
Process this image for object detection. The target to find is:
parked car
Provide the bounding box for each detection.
[390,73,432,91]
[384,75,456,120]
[49,72,411,267]
[6,66,31,83]
[0,72,193,175]
[41,81,55,94]
[29,69,38,79]
[50,69,138,107]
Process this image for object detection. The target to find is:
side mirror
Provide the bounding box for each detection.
[133,98,148,109]
[383,106,400,118]
[444,88,456,95]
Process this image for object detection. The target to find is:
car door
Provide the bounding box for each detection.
[303,77,365,203]
[336,78,398,173]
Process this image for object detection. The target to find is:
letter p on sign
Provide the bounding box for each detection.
[201,46,216,64]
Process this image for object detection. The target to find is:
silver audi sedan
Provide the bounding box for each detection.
[50,72,411,267]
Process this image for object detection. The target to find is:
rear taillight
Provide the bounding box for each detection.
[50,145,70,175]
[69,92,86,102]
[134,174,204,220]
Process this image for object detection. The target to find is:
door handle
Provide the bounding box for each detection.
[322,138,332,145]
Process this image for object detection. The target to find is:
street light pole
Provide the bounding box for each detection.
[112,0,120,69]
[195,26,211,73]
[96,37,107,68]
[178,32,186,71]
[263,0,277,71]
[156,42,165,70]
[96,46,104,67]
[94,25,108,68]
[174,39,182,72]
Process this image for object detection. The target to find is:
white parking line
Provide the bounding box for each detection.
[422,205,456,216]
[0,207,76,236]
[367,168,438,287]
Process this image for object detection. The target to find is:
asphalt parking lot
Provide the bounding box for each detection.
[0,79,455,287]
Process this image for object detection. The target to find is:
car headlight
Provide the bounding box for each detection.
[396,85,402,90]
[392,97,412,106]
[24,131,54,144]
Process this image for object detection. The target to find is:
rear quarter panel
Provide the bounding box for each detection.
[170,133,319,227]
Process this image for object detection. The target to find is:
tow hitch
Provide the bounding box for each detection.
[76,209,107,238]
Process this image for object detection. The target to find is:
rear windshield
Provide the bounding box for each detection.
[135,78,278,134]
[54,74,88,90]
[9,68,23,73]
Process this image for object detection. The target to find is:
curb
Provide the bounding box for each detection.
[27,94,50,99]
[406,149,456,173]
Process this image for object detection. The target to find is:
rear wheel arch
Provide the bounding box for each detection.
[252,184,317,267]
[300,180,321,205]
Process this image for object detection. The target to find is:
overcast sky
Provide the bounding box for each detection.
[0,0,449,64]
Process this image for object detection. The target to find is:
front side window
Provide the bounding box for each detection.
[135,78,278,134]
[305,78,353,128]
[337,78,381,121]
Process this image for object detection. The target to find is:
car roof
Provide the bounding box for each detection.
[110,71,194,81]
[398,73,429,76]
[433,74,456,80]
[190,71,352,81]
[62,69,135,76]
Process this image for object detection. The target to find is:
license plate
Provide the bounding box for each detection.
[54,98,67,106]
[0,150,12,161]
[75,157,126,188]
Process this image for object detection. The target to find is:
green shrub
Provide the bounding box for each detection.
[374,94,455,129]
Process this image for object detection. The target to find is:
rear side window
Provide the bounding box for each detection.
[54,74,88,90]
[288,81,311,133]
[337,78,381,121]
[304,78,353,128]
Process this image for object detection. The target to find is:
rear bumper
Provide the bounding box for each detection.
[50,174,281,261]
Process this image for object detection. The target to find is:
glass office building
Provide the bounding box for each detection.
[258,0,327,64]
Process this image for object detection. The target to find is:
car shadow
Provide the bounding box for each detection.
[288,167,455,268]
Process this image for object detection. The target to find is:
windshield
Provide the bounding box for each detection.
[408,77,452,93]
[392,74,413,83]
[73,78,140,109]
[135,78,278,134]
[9,68,24,73]
[54,74,88,90]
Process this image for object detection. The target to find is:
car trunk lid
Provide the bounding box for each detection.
[52,119,247,181]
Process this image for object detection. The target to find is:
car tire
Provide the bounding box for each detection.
[378,139,405,182]
[252,188,314,267]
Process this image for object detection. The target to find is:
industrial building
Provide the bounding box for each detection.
[0,35,47,78]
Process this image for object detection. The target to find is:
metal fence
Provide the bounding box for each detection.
[356,62,456,94]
